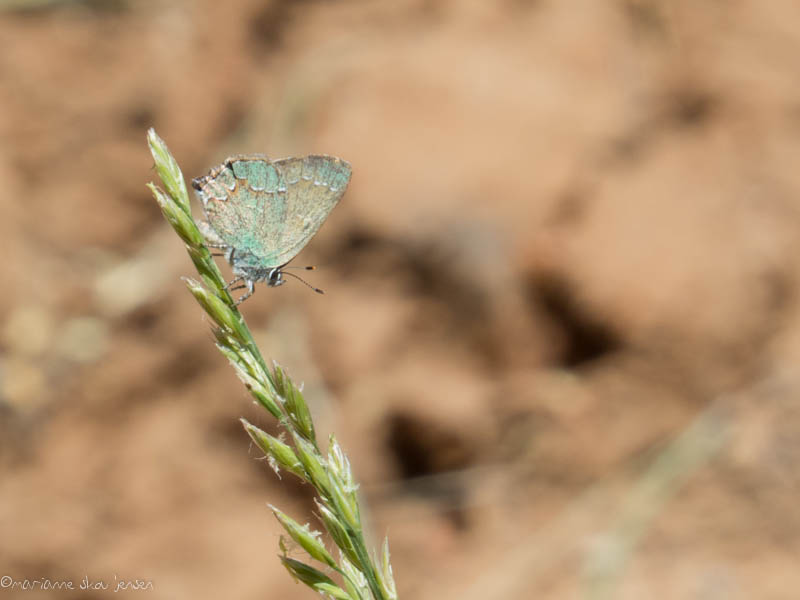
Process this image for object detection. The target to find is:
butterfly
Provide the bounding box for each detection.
[192,154,351,304]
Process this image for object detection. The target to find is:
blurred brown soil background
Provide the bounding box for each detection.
[2,1,800,598]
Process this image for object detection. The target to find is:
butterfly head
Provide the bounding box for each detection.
[266,267,285,288]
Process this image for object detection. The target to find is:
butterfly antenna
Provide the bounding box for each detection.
[283,270,324,294]
[283,265,317,271]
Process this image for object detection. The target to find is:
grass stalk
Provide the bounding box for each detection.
[146,128,397,600]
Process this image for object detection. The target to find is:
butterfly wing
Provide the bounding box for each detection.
[197,155,288,266]
[196,154,351,269]
[269,155,351,266]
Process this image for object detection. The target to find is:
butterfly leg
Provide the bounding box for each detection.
[211,247,232,258]
[223,276,255,304]
[234,280,255,305]
[225,275,245,290]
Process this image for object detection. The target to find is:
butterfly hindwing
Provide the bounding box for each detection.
[199,155,288,266]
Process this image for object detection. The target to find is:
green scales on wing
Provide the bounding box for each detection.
[192,154,352,303]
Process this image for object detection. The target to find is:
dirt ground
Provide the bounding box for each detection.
[2,1,800,598]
